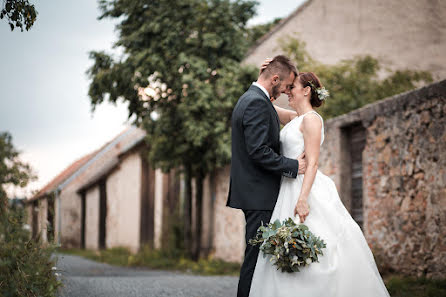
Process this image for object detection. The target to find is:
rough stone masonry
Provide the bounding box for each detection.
[318,80,446,279]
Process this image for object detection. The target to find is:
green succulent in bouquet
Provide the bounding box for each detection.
[249,218,327,273]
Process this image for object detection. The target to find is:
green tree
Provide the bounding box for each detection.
[0,132,61,297]
[0,131,34,210]
[0,0,37,31]
[281,36,433,118]
[246,17,282,47]
[87,0,258,259]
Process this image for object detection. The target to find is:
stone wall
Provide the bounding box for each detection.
[318,80,446,278]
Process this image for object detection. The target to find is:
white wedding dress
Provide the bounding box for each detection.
[249,111,390,297]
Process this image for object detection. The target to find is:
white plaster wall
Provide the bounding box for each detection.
[201,175,212,252]
[154,168,163,249]
[85,186,99,250]
[57,190,82,248]
[38,199,48,243]
[106,153,141,253]
[212,166,245,263]
[244,0,446,80]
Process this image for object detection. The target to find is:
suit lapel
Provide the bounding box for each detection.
[249,85,280,128]
[249,85,281,144]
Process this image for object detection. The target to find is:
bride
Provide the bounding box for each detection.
[248,68,390,297]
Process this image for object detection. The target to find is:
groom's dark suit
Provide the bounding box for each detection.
[227,84,299,297]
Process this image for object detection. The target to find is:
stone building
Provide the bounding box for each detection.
[26,126,179,252]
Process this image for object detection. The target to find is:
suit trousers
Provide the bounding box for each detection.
[237,210,273,297]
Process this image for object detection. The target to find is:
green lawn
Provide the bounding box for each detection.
[59,247,241,276]
[59,247,446,296]
[385,275,446,297]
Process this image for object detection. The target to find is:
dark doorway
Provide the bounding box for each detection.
[80,192,86,249]
[99,179,107,249]
[32,200,38,239]
[47,196,55,242]
[346,124,366,228]
[140,155,155,248]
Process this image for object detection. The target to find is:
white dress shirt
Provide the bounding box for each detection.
[252,82,270,100]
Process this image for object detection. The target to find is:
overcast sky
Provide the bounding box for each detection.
[0,0,305,197]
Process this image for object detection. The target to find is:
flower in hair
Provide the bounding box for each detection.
[316,87,330,101]
[308,81,330,101]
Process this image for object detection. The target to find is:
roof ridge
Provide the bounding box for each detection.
[244,0,313,59]
[28,125,134,201]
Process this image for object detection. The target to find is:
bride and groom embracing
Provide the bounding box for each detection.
[226,55,390,297]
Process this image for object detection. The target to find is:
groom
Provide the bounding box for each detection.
[227,55,306,297]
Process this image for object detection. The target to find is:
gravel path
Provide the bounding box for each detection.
[56,254,238,297]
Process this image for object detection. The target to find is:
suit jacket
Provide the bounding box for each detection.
[226,85,299,210]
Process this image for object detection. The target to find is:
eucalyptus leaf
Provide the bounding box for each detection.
[249,217,326,273]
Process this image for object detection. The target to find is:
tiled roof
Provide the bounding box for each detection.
[28,151,97,202]
[27,126,145,202]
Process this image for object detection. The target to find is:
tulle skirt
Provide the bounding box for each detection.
[249,171,390,297]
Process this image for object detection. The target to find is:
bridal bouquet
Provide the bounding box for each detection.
[249,218,326,273]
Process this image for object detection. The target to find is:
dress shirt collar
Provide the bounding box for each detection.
[252,82,270,100]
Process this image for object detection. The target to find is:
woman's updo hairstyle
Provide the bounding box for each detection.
[297,72,324,108]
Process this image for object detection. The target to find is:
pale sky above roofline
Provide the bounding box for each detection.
[1,0,304,198]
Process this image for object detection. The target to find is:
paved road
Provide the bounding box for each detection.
[56,254,238,297]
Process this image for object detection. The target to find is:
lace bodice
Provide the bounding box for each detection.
[280,111,324,159]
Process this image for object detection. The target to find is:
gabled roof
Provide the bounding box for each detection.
[28,126,137,202]
[244,0,312,59]
[28,151,97,202]
[77,130,147,194]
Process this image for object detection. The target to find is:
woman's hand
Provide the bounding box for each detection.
[259,58,273,75]
[294,198,310,223]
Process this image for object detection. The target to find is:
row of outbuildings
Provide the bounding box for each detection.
[26,0,445,278]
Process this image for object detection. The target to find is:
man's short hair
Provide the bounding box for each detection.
[260,55,298,80]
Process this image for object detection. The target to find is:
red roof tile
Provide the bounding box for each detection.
[28,151,97,201]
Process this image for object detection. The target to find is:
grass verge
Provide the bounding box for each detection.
[59,246,241,276]
[385,275,446,297]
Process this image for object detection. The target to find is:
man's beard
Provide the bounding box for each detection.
[272,82,282,99]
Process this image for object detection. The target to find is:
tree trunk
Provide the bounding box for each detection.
[192,170,204,261]
[183,164,193,256]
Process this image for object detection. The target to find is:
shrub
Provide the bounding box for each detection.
[0,201,62,297]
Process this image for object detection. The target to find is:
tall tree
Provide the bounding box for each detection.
[0,132,35,211]
[0,0,37,31]
[246,17,282,47]
[87,0,258,259]
[280,37,433,118]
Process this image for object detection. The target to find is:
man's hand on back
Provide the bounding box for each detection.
[297,152,306,174]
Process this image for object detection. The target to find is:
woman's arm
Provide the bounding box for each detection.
[294,113,322,222]
[274,105,298,126]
